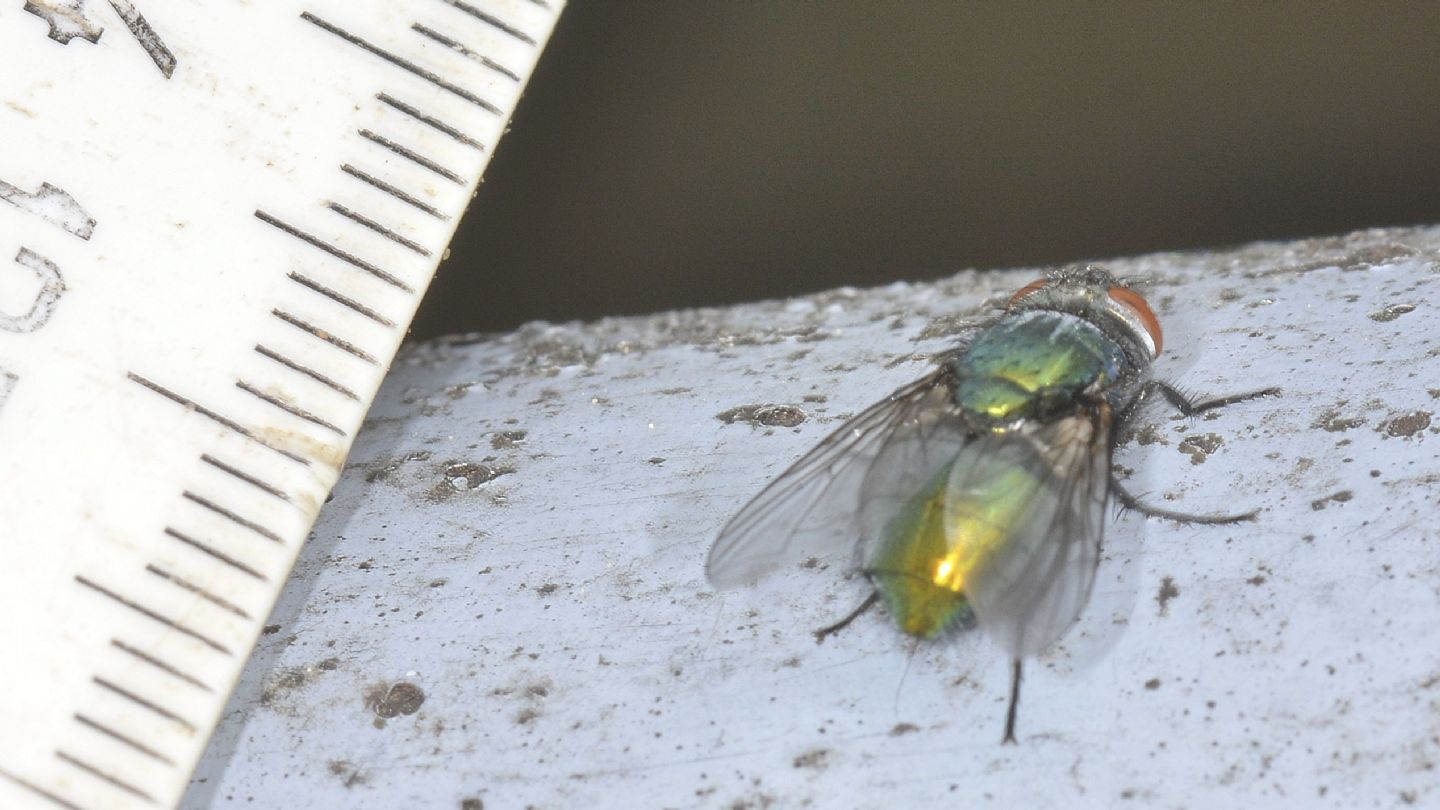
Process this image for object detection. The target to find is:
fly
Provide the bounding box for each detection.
[705,265,1279,743]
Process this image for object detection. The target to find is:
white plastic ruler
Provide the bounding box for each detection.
[0,2,564,807]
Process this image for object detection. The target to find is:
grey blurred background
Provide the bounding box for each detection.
[408,3,1440,340]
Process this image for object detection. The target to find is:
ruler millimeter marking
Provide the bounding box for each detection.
[0,2,565,808]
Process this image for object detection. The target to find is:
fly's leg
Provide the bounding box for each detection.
[1110,475,1257,524]
[1003,658,1023,745]
[1135,381,1281,418]
[1114,382,1279,522]
[813,591,879,644]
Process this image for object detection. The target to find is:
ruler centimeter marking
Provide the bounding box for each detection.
[0,2,565,808]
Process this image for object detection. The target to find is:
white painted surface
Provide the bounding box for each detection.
[191,228,1440,808]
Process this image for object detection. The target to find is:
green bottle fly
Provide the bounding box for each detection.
[707,266,1271,743]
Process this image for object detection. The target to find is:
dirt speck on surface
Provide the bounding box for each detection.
[428,462,515,502]
[514,331,598,375]
[365,449,433,483]
[1134,424,1168,446]
[364,681,426,721]
[489,430,527,449]
[1379,410,1431,438]
[446,461,515,488]
[327,760,366,788]
[460,799,483,810]
[1144,678,1161,691]
[725,792,780,810]
[1178,433,1222,464]
[1311,490,1354,510]
[889,722,920,736]
[792,748,833,770]
[717,404,808,428]
[259,660,340,716]
[260,668,311,706]
[1312,409,1366,433]
[1367,303,1416,322]
[1156,577,1179,617]
[491,674,553,728]
[442,382,475,400]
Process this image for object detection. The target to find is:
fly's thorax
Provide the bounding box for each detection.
[1006,264,1162,370]
[949,310,1133,430]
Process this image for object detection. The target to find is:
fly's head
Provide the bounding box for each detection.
[1006,264,1163,368]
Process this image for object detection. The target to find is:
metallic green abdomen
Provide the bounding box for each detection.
[869,456,1042,638]
[869,465,975,638]
[953,311,1124,426]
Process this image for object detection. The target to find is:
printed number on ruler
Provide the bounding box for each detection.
[3,1,173,448]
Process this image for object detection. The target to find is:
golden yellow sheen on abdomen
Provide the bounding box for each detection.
[869,459,1039,639]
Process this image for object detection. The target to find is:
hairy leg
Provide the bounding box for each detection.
[1114,381,1278,521]
[1131,381,1280,420]
[813,591,879,644]
[1110,475,1258,524]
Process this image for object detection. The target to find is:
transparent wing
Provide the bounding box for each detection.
[948,408,1111,658]
[852,389,976,566]
[706,368,968,588]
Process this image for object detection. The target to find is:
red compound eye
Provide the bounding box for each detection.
[1108,286,1164,355]
[1007,278,1049,309]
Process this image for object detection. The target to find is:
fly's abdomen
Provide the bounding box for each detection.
[868,458,1037,639]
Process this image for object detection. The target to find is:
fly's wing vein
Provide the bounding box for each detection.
[706,368,965,588]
